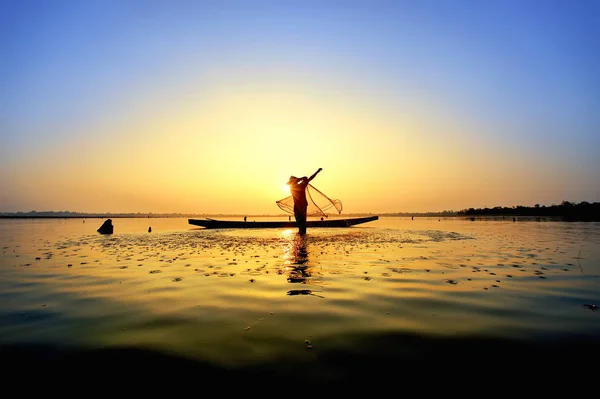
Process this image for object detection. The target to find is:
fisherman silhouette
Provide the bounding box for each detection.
[287,168,322,234]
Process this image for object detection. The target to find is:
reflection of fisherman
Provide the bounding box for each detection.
[287,232,310,283]
[287,168,322,234]
[292,232,308,265]
[285,233,324,298]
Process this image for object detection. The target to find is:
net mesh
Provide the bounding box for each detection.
[276,184,343,217]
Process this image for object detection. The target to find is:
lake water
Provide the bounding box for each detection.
[1,216,599,389]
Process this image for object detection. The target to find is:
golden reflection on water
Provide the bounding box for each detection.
[282,231,326,298]
[1,217,600,364]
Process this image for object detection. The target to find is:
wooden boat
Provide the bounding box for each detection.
[188,215,379,229]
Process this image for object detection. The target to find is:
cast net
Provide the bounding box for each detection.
[276,184,343,217]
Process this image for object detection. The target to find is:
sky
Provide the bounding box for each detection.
[1,0,599,214]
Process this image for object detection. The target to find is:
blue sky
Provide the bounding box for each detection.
[1,0,598,213]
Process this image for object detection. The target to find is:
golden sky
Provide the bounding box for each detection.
[2,1,598,214]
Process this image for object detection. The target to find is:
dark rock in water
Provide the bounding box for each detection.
[97,219,113,234]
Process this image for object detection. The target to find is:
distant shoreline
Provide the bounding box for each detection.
[0,215,162,219]
[0,213,402,219]
[1,201,598,220]
[1,215,598,221]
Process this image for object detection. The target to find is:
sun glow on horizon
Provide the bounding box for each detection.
[3,77,593,214]
[1,2,598,213]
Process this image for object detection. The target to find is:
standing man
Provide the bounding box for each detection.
[287,168,322,234]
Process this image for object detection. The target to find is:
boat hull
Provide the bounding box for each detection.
[188,216,379,229]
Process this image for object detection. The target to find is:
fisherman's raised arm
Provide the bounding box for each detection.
[307,168,323,183]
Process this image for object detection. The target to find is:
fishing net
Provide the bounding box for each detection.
[276,184,343,217]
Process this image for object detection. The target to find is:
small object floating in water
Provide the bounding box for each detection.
[287,289,325,298]
[582,304,598,312]
[288,290,312,296]
[444,279,458,285]
[97,219,113,234]
[148,226,152,233]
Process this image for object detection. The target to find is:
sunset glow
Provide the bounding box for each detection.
[1,0,598,214]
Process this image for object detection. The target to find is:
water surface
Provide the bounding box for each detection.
[1,216,599,387]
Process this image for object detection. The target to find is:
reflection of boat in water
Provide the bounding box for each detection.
[188,215,378,229]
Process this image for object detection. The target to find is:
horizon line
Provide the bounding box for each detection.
[1,201,597,217]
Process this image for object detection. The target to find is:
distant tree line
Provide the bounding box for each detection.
[2,201,599,221]
[457,201,600,220]
[0,211,188,218]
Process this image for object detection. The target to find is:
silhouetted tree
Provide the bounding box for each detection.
[457,201,599,221]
